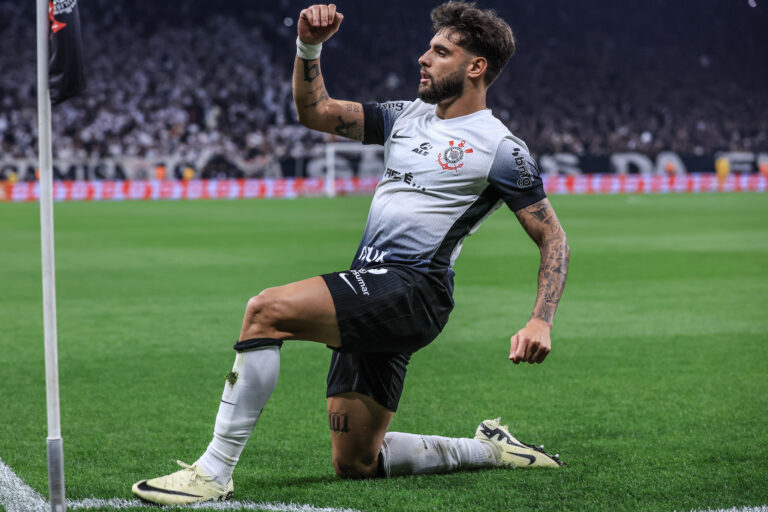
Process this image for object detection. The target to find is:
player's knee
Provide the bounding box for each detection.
[245,288,286,334]
[332,454,379,479]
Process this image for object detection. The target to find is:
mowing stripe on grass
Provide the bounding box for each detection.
[1,456,362,512]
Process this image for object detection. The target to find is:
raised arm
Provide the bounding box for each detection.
[509,197,570,364]
[292,4,364,141]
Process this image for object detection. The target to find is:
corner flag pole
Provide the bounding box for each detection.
[36,0,67,510]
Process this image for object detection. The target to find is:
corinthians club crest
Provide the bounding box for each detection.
[437,140,473,173]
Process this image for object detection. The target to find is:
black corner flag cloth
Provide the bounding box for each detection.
[48,0,86,105]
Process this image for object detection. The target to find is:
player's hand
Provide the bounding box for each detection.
[298,4,344,45]
[509,318,552,364]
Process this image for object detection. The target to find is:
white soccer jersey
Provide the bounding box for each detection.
[353,99,545,287]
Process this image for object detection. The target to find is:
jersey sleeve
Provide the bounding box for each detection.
[487,138,547,211]
[362,101,412,145]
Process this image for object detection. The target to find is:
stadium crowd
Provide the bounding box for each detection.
[0,0,766,176]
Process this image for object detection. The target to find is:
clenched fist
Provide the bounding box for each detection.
[298,4,344,45]
[509,317,552,364]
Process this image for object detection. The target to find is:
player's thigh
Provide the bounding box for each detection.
[327,392,394,478]
[243,276,340,346]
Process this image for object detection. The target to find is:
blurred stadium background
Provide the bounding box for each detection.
[1,1,767,512]
[0,0,767,187]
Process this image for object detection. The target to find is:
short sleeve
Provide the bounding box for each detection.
[362,101,412,145]
[487,138,547,211]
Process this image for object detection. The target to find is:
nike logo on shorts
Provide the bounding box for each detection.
[338,273,357,294]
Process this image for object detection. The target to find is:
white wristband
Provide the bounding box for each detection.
[296,37,322,60]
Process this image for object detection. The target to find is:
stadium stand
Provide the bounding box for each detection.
[0,0,766,176]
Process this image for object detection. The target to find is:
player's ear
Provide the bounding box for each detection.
[466,56,487,81]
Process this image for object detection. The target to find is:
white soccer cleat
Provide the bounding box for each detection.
[475,417,564,468]
[131,460,233,505]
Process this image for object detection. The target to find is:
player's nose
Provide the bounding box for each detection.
[417,51,430,67]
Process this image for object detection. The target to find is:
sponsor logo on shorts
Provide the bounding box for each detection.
[337,268,389,296]
[338,273,357,294]
[358,246,389,264]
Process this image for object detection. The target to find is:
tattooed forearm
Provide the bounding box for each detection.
[532,237,570,324]
[295,56,331,113]
[334,116,362,139]
[515,198,570,325]
[303,58,320,82]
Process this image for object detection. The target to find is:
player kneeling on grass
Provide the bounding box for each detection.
[132,1,569,505]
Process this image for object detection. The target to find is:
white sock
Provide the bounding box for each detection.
[378,432,498,476]
[197,346,280,484]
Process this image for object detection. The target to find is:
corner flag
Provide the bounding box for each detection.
[37,1,86,510]
[48,0,87,105]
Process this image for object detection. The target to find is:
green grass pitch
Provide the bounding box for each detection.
[0,193,766,512]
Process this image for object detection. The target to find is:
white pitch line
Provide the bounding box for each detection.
[1,456,361,512]
[687,508,768,512]
[66,497,362,511]
[3,456,766,512]
[0,457,49,512]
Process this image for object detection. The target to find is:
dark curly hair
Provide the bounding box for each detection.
[430,1,516,85]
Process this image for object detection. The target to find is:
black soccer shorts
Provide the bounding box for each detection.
[321,264,454,411]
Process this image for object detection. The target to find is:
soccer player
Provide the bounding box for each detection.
[132,2,570,505]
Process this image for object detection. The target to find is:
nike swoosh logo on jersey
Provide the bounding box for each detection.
[338,273,357,294]
[391,130,410,139]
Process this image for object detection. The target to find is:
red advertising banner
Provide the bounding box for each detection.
[543,173,767,195]
[1,174,765,202]
[1,177,378,202]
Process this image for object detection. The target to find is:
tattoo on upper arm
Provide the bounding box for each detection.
[515,200,555,243]
[303,59,320,83]
[345,103,361,113]
[329,412,350,434]
[304,91,330,108]
[334,116,361,139]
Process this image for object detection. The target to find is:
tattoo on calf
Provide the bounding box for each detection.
[329,412,350,433]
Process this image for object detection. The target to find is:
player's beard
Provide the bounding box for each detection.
[418,68,465,104]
